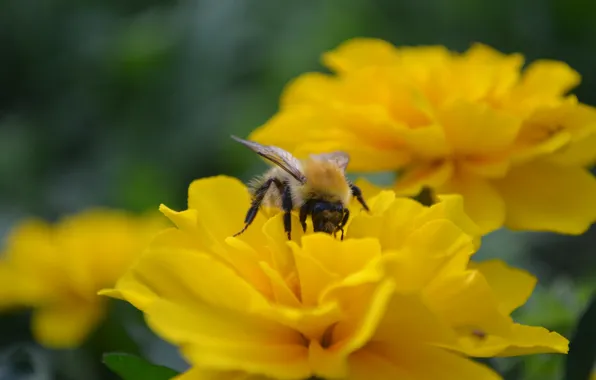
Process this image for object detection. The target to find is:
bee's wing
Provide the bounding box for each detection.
[310,151,350,172]
[231,136,307,183]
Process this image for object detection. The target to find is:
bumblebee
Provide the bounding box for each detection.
[231,136,369,240]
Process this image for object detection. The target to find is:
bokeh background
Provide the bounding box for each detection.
[1,0,595,379]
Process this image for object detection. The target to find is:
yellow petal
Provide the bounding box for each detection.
[496,324,569,356]
[516,60,581,99]
[259,262,301,308]
[348,196,426,251]
[469,260,536,315]
[280,72,340,107]
[424,270,511,336]
[439,174,506,234]
[416,194,482,248]
[296,141,410,172]
[31,301,105,348]
[459,155,511,179]
[289,240,340,307]
[187,176,267,248]
[390,220,475,291]
[394,160,454,196]
[148,300,309,380]
[397,124,450,159]
[372,292,458,345]
[258,215,302,295]
[350,341,501,380]
[300,234,382,278]
[322,38,401,73]
[456,323,569,357]
[309,280,396,379]
[110,247,270,313]
[459,43,523,99]
[493,161,596,234]
[173,368,264,380]
[551,130,596,167]
[439,101,522,155]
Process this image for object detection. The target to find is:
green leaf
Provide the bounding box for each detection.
[103,353,179,380]
[565,292,596,380]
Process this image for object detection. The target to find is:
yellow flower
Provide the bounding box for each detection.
[102,176,567,380]
[0,209,164,348]
[250,38,596,234]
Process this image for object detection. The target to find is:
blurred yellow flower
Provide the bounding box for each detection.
[250,38,596,234]
[102,176,567,380]
[0,209,164,348]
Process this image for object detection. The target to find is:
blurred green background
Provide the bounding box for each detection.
[1,0,595,379]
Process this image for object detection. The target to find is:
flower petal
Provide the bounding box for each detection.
[187,176,267,248]
[31,301,105,348]
[416,194,481,246]
[322,38,401,73]
[469,260,536,315]
[439,101,522,155]
[439,174,506,234]
[281,72,340,107]
[516,60,581,99]
[173,368,264,380]
[300,234,382,278]
[551,129,596,167]
[148,300,309,380]
[394,160,454,196]
[389,219,475,292]
[310,280,396,379]
[349,341,501,380]
[424,270,512,336]
[107,247,269,313]
[493,161,596,234]
[348,196,426,251]
[456,323,569,357]
[373,293,458,346]
[496,324,569,356]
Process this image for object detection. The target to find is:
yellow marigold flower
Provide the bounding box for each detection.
[249,38,596,234]
[102,176,568,380]
[0,209,164,348]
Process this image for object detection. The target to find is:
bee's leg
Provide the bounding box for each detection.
[338,208,350,241]
[299,201,313,232]
[281,182,293,240]
[234,178,275,237]
[349,183,370,212]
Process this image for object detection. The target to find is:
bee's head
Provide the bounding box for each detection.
[311,202,344,234]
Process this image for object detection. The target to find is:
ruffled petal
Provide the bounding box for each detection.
[424,270,512,336]
[349,341,501,380]
[394,160,454,196]
[187,176,267,248]
[309,280,396,379]
[515,60,581,99]
[439,100,523,155]
[386,219,475,292]
[105,248,270,313]
[456,323,569,357]
[322,38,401,73]
[493,161,596,234]
[439,174,506,234]
[149,301,309,380]
[173,368,265,380]
[469,260,536,315]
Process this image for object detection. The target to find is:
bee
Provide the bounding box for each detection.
[231,136,369,240]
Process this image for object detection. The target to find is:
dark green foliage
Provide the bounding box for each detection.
[103,353,179,380]
[565,293,596,380]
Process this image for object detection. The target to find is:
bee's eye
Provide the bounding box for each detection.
[312,203,326,214]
